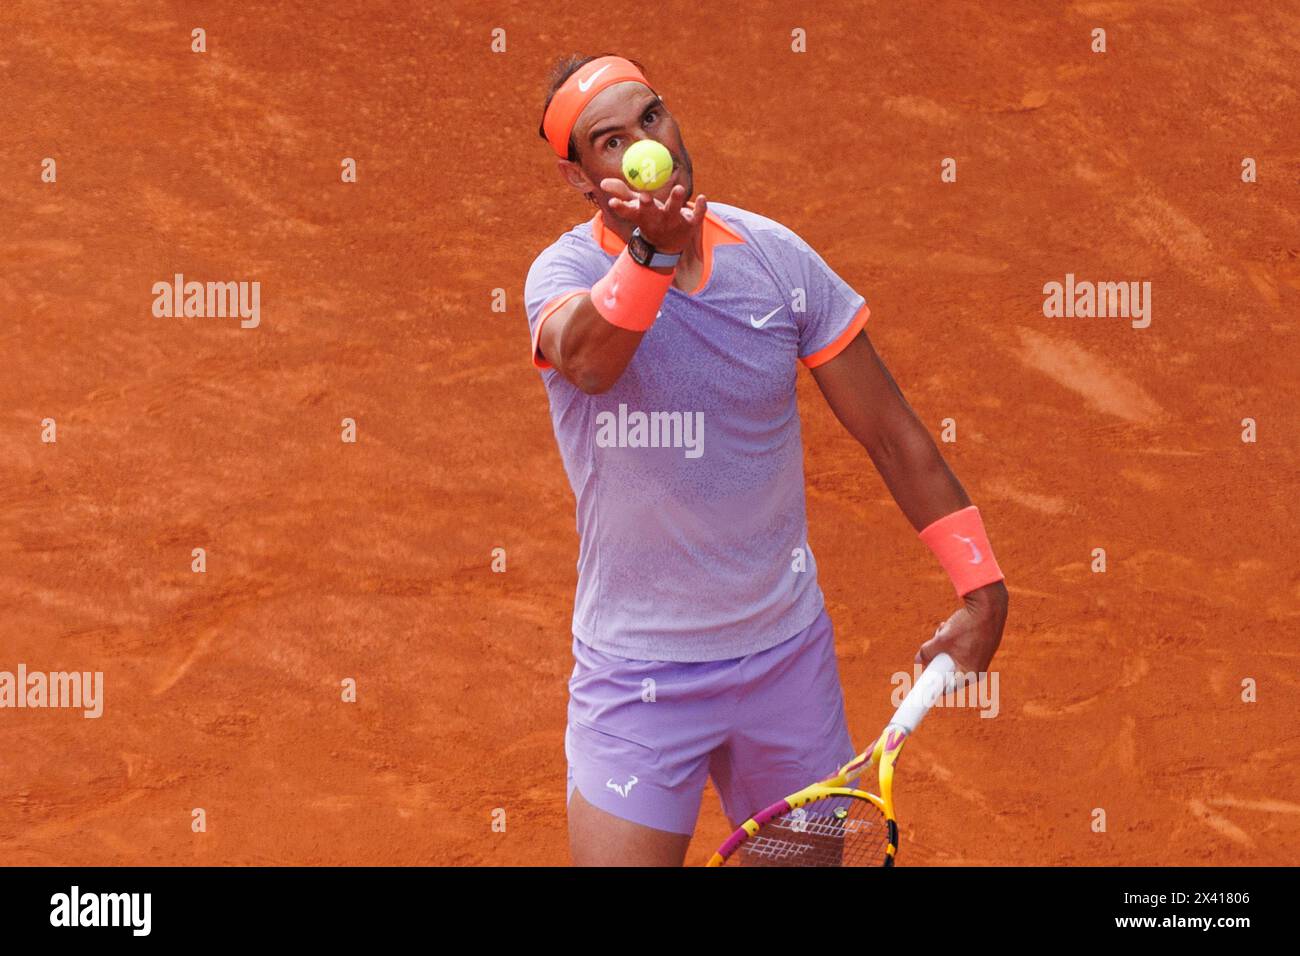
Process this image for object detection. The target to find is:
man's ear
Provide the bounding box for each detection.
[556,159,592,195]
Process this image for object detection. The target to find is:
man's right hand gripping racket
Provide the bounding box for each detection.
[707,652,958,867]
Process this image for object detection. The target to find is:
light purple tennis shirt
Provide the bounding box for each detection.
[524,202,869,662]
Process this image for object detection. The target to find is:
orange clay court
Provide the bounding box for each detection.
[1,1,1297,866]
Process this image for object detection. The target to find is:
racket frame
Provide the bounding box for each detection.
[706,728,905,866]
[707,651,955,867]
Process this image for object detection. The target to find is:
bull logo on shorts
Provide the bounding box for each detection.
[606,775,639,797]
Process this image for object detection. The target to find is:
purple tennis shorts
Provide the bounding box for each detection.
[565,607,856,835]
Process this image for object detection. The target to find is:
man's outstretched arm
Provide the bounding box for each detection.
[537,185,706,394]
[810,328,1008,673]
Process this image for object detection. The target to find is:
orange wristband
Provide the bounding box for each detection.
[919,505,1005,597]
[590,249,673,332]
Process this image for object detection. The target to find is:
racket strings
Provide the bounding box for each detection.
[738,795,891,867]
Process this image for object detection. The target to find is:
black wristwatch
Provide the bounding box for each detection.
[627,228,682,270]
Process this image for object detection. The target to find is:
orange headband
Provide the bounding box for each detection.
[543,56,655,158]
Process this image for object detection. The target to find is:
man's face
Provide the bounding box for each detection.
[564,81,694,218]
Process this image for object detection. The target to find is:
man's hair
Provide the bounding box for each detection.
[537,53,649,162]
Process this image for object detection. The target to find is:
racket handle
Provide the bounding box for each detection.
[890,652,957,734]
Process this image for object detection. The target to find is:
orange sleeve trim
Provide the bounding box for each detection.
[531,289,588,369]
[801,302,871,369]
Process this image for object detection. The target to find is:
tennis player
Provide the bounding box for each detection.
[524,54,1009,866]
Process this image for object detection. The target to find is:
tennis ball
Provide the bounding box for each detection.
[622,139,673,192]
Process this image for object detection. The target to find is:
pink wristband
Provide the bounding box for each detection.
[590,249,673,332]
[918,505,1005,598]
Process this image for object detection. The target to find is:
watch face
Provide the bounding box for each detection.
[629,234,652,264]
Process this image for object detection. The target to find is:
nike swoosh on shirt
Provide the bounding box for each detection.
[750,305,784,328]
[578,64,612,92]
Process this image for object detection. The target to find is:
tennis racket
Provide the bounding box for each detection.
[707,651,957,867]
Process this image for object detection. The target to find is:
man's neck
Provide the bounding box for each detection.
[600,205,705,273]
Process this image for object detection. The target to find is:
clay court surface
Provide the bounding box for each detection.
[2,1,1297,866]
